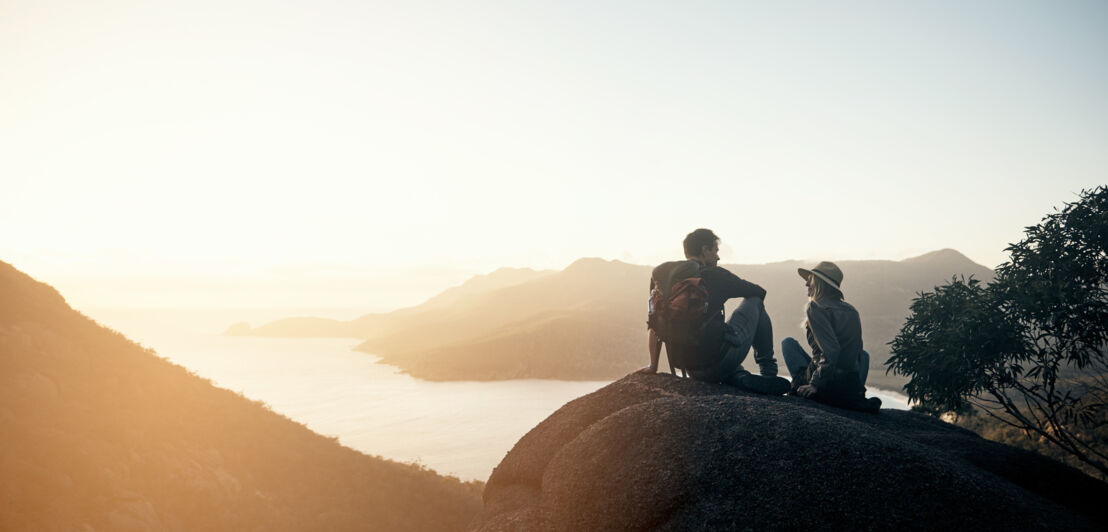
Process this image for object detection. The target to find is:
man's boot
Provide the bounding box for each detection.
[739,374,791,396]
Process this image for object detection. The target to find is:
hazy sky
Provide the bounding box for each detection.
[3,1,1106,311]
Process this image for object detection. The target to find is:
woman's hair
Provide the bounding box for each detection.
[809,274,843,302]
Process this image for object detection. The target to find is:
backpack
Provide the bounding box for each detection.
[648,261,711,372]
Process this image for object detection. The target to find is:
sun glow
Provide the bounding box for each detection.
[3,1,1106,311]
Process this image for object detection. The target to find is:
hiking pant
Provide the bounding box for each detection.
[781,336,870,387]
[689,297,777,385]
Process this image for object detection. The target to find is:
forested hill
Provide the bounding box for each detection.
[0,261,482,531]
[237,250,992,390]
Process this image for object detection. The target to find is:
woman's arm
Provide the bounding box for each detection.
[806,303,841,389]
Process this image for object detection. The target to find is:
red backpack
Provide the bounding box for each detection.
[649,261,711,349]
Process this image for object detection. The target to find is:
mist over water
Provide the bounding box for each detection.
[87,308,610,481]
[85,308,909,482]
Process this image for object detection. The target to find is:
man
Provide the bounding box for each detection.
[641,228,789,395]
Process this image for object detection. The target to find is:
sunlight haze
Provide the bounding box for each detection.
[3,0,1106,312]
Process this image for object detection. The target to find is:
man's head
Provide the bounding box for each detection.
[683,228,720,267]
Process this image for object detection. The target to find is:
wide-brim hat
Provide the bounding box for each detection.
[798,261,843,292]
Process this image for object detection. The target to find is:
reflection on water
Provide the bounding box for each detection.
[85,308,910,482]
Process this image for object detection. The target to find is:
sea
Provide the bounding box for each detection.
[83,307,910,482]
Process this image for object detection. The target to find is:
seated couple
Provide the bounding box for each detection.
[640,228,881,413]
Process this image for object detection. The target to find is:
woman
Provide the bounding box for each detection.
[781,261,881,412]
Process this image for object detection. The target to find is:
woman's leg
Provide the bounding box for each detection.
[780,337,811,384]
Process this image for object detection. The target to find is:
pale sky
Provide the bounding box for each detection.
[2,1,1106,311]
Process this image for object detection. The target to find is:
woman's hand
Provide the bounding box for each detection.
[796,384,818,398]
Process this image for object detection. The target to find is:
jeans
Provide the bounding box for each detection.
[689,297,777,384]
[781,336,869,386]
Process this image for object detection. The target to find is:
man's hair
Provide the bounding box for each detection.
[683,228,719,258]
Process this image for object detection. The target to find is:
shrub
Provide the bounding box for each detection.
[888,186,1108,478]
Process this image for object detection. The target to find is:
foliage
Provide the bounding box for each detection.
[954,404,1108,481]
[888,186,1108,478]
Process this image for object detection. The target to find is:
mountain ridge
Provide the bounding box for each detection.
[235,250,993,389]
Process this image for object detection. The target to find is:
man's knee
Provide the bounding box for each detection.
[781,337,801,352]
[729,297,764,320]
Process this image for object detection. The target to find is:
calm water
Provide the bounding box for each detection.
[84,308,908,482]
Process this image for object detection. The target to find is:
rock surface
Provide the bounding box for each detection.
[472,373,1107,531]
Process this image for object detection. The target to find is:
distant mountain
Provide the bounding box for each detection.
[729,249,994,386]
[234,266,553,339]
[239,251,993,390]
[0,261,481,531]
[416,267,554,310]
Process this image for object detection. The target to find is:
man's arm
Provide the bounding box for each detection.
[705,267,767,300]
[640,277,663,374]
[639,328,662,374]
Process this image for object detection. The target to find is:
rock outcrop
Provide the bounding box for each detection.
[473,373,1107,531]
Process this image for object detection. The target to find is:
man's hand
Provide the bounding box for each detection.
[637,365,658,375]
[796,384,818,398]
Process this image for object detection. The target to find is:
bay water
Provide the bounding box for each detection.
[83,308,909,482]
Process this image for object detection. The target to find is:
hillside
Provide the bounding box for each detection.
[0,261,481,531]
[238,251,993,390]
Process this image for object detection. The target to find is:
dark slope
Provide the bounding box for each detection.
[0,261,481,531]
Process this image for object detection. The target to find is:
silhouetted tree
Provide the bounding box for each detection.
[888,186,1108,477]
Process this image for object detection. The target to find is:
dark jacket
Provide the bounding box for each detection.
[697,265,765,362]
[649,262,766,369]
[804,298,865,398]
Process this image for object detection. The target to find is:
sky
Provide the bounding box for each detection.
[2,1,1106,312]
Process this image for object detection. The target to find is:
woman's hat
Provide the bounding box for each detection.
[798,261,843,292]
